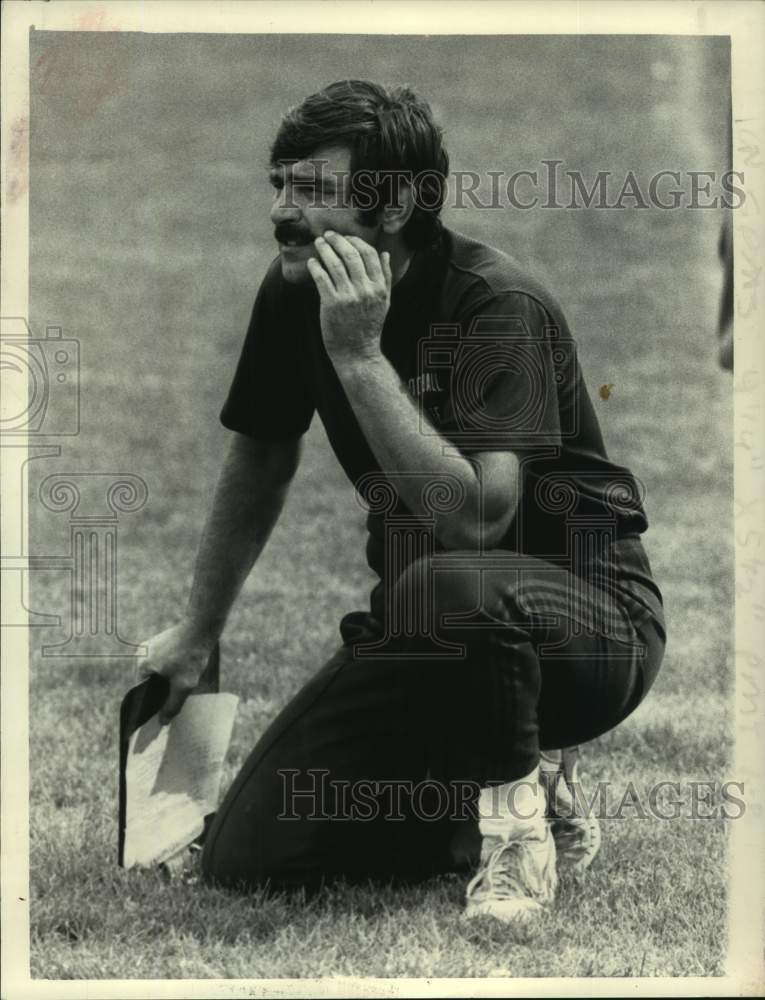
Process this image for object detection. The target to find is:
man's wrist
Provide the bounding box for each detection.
[331,350,391,384]
[180,610,225,644]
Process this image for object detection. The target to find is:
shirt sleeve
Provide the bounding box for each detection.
[220,263,315,440]
[435,291,564,456]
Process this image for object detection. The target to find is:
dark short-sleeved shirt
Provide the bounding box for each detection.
[221,227,660,612]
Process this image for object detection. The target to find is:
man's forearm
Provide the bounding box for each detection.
[184,433,300,637]
[335,355,493,549]
[307,229,517,550]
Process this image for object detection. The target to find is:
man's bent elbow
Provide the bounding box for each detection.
[437,514,511,552]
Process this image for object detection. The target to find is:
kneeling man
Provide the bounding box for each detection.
[140,80,666,925]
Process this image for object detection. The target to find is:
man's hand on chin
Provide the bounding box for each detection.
[306,230,392,369]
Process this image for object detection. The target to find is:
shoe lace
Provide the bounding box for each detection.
[466,839,536,902]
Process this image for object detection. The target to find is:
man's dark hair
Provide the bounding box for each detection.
[270,79,449,249]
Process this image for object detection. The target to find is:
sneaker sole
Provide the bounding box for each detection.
[463,896,544,924]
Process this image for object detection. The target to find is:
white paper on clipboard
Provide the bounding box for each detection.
[122,692,238,869]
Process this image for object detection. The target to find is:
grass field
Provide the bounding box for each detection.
[26,32,733,979]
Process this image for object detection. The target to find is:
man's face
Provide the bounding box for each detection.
[269,145,380,284]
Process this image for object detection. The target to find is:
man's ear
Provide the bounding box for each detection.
[380,180,415,236]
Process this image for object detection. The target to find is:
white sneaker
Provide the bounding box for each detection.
[540,748,601,873]
[463,824,557,924]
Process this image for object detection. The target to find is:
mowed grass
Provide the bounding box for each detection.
[27,34,732,979]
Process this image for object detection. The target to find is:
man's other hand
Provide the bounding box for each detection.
[136,620,218,725]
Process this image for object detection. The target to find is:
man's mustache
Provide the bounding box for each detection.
[274,223,314,246]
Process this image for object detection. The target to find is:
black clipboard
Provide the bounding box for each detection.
[118,644,220,867]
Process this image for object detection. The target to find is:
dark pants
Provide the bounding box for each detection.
[202,535,665,891]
